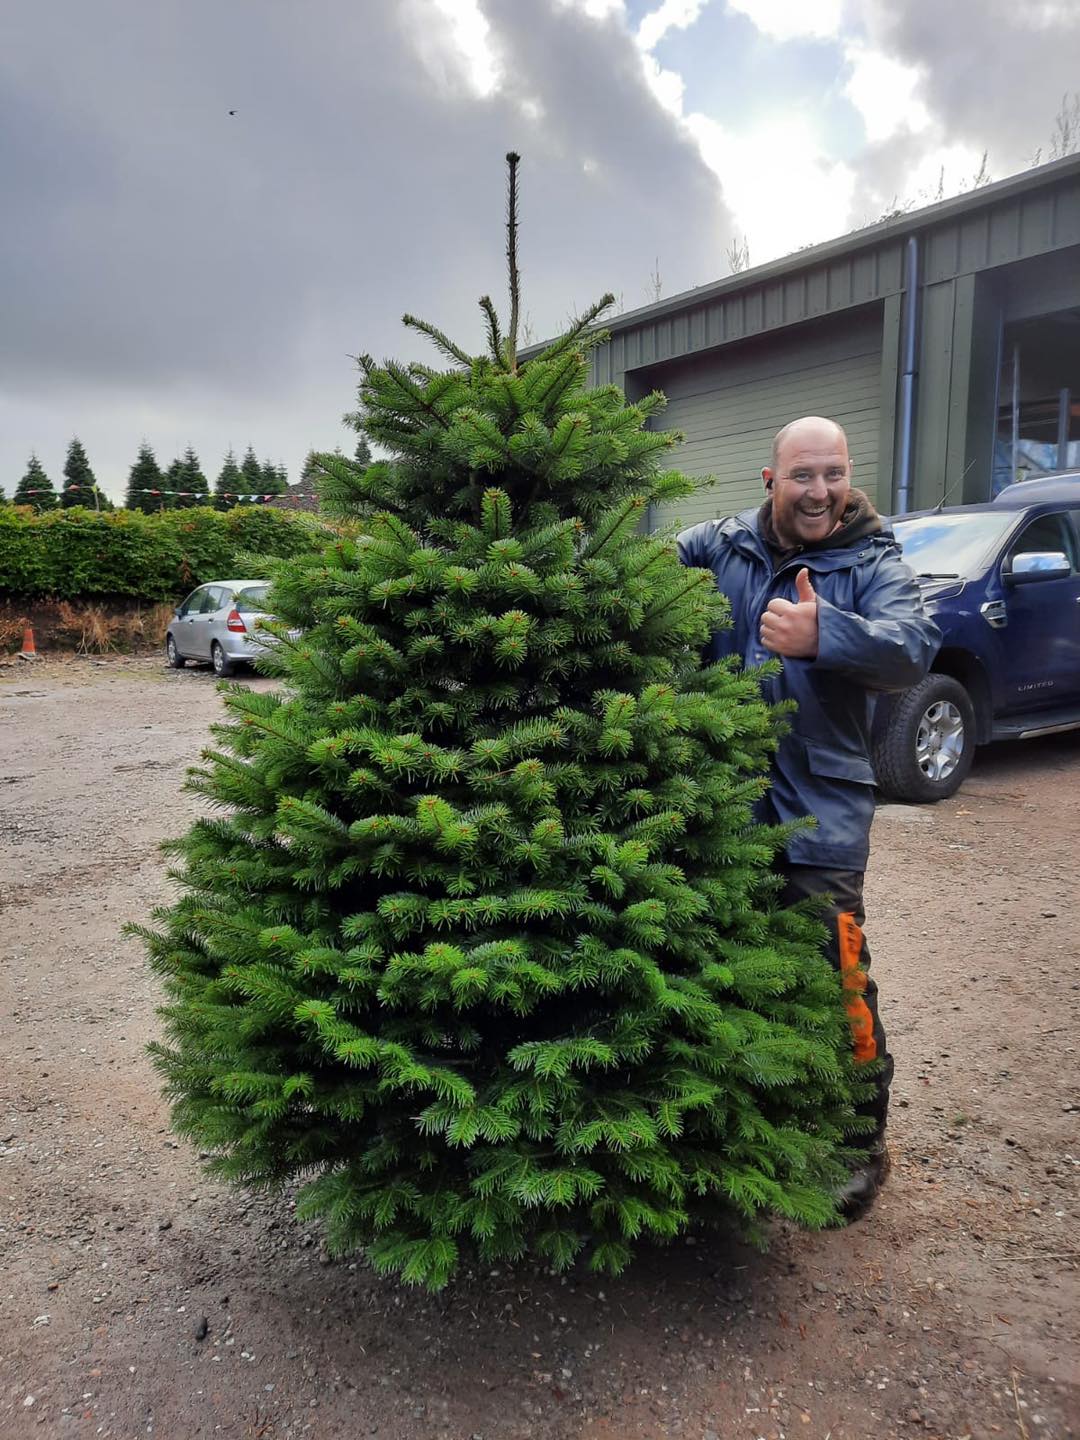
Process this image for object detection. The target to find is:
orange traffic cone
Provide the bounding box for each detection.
[19,625,39,661]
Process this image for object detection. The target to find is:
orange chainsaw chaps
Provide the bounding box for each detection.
[836,911,878,1064]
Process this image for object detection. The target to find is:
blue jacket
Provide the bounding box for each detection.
[678,508,941,871]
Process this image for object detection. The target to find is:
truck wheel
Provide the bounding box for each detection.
[872,674,976,803]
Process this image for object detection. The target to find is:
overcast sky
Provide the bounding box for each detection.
[2,0,1077,501]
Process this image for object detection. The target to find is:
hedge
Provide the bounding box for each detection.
[0,505,328,602]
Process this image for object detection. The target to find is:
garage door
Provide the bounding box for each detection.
[641,308,885,533]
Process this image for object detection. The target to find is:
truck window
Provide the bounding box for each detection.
[1006,513,1077,571]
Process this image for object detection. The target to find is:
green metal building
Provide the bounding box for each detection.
[582,154,1080,528]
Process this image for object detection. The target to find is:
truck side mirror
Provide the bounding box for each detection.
[1005,551,1071,585]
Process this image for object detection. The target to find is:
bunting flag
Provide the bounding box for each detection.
[18,485,280,502]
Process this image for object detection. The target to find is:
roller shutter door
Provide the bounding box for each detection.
[643,308,885,533]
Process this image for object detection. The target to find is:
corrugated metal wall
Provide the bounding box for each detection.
[643,309,884,532]
[591,245,902,386]
[588,161,1080,393]
[547,158,1080,519]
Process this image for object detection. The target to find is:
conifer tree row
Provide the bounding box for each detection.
[14,455,59,511]
[172,447,211,510]
[240,446,264,498]
[125,442,164,513]
[163,457,186,509]
[261,459,288,496]
[214,450,243,511]
[61,437,103,509]
[136,155,864,1289]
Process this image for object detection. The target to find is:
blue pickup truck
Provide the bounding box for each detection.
[872,473,1080,801]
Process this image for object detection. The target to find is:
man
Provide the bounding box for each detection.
[678,416,940,1219]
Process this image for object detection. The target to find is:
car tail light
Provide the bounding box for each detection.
[226,609,247,633]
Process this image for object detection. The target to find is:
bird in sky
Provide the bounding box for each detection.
[227,109,237,116]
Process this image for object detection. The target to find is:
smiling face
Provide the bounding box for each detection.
[762,417,853,549]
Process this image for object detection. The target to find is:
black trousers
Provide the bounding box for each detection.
[777,864,892,1147]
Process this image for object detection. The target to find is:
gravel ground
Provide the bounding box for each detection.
[1,654,1077,1440]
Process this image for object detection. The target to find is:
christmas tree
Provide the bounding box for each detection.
[214,449,243,511]
[300,449,322,486]
[137,156,862,1290]
[240,446,264,501]
[161,458,185,510]
[61,437,101,509]
[174,447,211,510]
[125,442,164,513]
[14,455,59,511]
[261,458,288,499]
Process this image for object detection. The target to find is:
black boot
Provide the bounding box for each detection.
[835,1145,890,1222]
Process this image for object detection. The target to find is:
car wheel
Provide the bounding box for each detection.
[166,634,186,669]
[872,674,976,803]
[211,641,235,678]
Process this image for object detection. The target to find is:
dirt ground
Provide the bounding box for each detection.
[1,655,1077,1440]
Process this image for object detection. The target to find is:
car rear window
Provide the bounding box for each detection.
[233,585,270,614]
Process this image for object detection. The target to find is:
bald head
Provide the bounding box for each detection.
[763,415,853,548]
[770,416,849,472]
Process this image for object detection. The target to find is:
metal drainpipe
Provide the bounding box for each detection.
[895,234,920,515]
[1011,343,1020,481]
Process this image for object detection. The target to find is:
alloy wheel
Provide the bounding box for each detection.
[915,700,965,782]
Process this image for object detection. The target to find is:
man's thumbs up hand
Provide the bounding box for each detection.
[760,566,820,659]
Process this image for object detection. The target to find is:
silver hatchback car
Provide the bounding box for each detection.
[165,580,273,677]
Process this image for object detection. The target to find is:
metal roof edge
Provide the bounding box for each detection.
[525,152,1080,353]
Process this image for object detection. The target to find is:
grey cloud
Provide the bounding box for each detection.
[838,0,1079,239]
[846,131,949,228]
[860,0,1079,173]
[0,0,734,497]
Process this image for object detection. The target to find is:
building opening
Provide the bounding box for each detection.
[994,307,1080,493]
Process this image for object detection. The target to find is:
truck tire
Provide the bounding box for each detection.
[872,674,976,803]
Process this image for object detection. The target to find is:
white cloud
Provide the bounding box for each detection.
[626,2,856,261]
[634,0,711,120]
[636,1,710,52]
[843,41,931,143]
[553,0,626,19]
[422,0,502,98]
[900,141,990,206]
[639,53,687,116]
[725,0,842,42]
[686,111,856,262]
